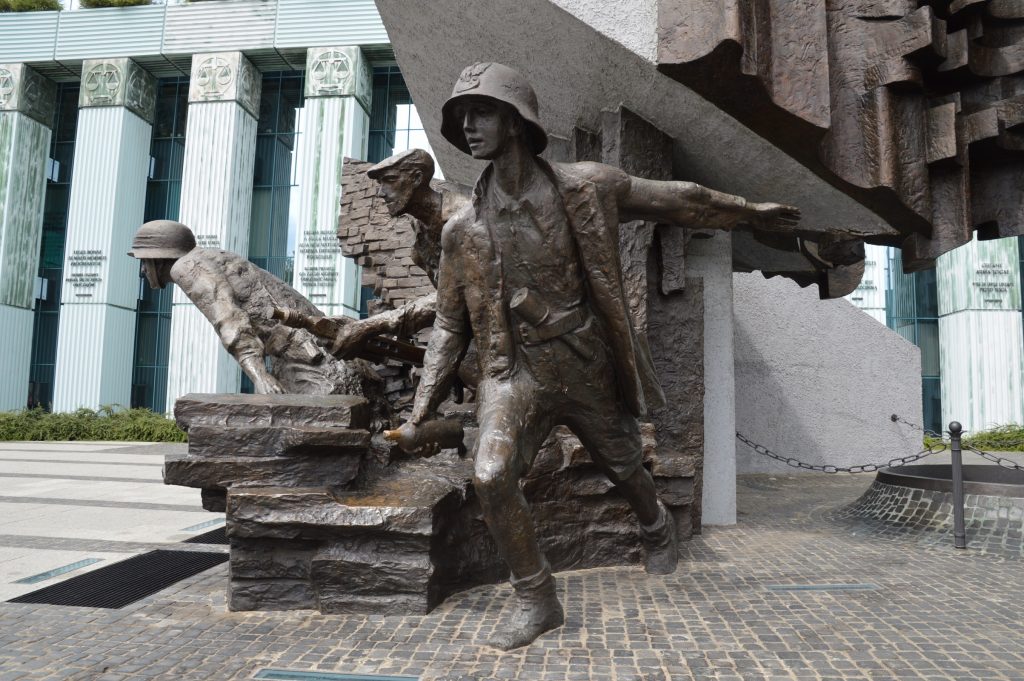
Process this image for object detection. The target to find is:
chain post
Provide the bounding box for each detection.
[949,421,967,550]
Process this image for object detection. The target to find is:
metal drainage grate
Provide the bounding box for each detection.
[7,550,227,608]
[184,526,228,544]
[255,671,418,681]
[765,583,878,592]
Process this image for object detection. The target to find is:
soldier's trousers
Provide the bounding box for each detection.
[471,317,647,580]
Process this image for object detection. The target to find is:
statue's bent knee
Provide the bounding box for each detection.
[473,432,519,497]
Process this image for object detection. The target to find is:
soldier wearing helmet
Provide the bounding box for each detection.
[391,62,802,650]
[128,220,364,397]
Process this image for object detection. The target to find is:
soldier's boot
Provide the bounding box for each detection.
[488,563,565,651]
[641,501,678,575]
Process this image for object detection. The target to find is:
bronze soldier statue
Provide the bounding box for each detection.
[326,149,469,360]
[393,62,800,650]
[128,220,369,397]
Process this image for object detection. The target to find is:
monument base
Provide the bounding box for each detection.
[167,394,698,615]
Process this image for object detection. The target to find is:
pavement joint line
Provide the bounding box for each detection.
[255,671,420,681]
[0,473,158,484]
[0,534,227,554]
[0,458,164,467]
[764,583,880,591]
[181,518,227,532]
[13,557,104,584]
[0,496,199,512]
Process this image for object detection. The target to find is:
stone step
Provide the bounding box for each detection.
[227,458,473,541]
[175,393,370,430]
[186,424,370,459]
[164,453,363,491]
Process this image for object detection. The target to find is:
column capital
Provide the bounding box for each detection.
[304,46,372,112]
[79,58,157,123]
[188,52,261,119]
[0,64,57,127]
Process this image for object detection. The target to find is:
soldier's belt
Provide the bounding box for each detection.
[518,306,585,344]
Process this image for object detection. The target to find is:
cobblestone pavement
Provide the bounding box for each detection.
[1,470,1022,681]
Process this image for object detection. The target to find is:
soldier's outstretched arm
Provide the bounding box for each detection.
[616,170,801,233]
[326,293,437,360]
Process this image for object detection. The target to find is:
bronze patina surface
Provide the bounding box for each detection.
[395,62,803,650]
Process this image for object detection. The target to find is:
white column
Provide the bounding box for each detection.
[292,46,372,319]
[52,59,155,412]
[845,244,889,324]
[165,52,260,410]
[692,232,736,525]
[938,236,1024,432]
[0,65,55,411]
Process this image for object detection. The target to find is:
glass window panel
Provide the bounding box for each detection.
[915,268,938,318]
[271,138,294,186]
[922,377,942,434]
[153,82,180,138]
[249,188,273,257]
[258,78,280,133]
[134,315,159,366]
[38,229,65,269]
[917,319,940,376]
[55,87,80,142]
[252,136,277,186]
[51,142,75,182]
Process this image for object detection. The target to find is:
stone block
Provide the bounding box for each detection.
[533,499,643,572]
[229,538,317,580]
[655,476,695,506]
[311,538,434,596]
[229,578,316,611]
[315,590,430,616]
[164,454,362,491]
[186,424,370,459]
[668,504,694,542]
[175,393,370,430]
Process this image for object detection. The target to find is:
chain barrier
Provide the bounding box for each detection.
[963,444,1024,471]
[889,413,945,440]
[735,431,947,474]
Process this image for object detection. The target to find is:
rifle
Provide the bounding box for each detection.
[267,307,426,366]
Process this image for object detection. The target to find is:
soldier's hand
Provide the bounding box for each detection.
[327,320,381,359]
[384,421,441,457]
[748,202,801,232]
[254,374,286,395]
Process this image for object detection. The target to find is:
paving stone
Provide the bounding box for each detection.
[1,473,1023,680]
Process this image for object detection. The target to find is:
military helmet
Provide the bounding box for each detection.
[127,220,197,260]
[440,62,548,155]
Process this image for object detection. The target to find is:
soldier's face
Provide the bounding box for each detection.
[457,98,518,160]
[375,170,419,217]
[141,259,173,289]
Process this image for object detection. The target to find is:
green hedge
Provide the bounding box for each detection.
[0,406,187,442]
[79,0,151,7]
[964,425,1024,453]
[925,425,1024,453]
[0,0,62,12]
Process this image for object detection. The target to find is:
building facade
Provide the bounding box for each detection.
[847,239,1024,434]
[0,0,429,414]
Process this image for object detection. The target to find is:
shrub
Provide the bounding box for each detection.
[964,424,1024,453]
[0,405,187,442]
[79,0,151,7]
[0,0,62,12]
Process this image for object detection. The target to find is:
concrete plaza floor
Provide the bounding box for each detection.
[0,440,1022,681]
